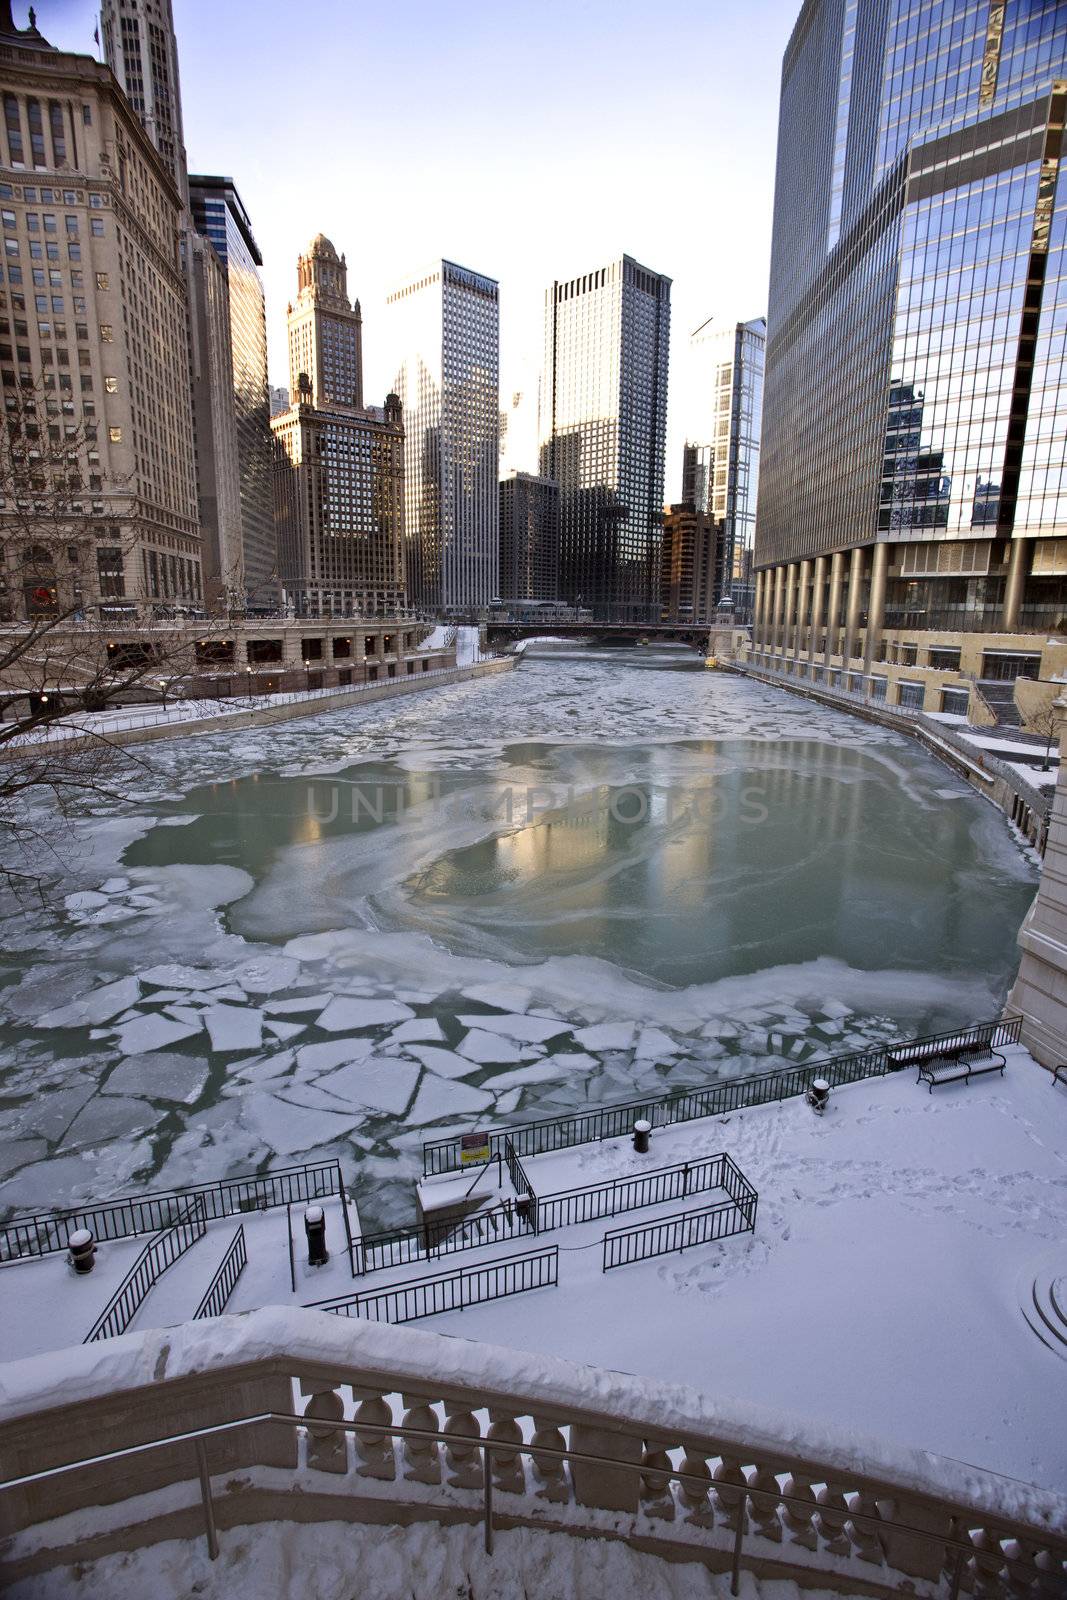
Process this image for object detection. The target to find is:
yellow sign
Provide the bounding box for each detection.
[460,1132,491,1167]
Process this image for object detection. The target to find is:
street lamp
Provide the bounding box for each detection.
[246,665,253,703]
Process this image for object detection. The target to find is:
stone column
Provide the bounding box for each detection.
[809,554,827,662]
[772,565,785,652]
[795,558,812,659]
[1006,695,1067,1066]
[864,541,889,668]
[842,546,866,668]
[753,571,766,653]
[783,564,797,659]
[825,551,845,663]
[1002,537,1031,632]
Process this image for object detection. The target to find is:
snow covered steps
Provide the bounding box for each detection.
[1019,1253,1067,1360]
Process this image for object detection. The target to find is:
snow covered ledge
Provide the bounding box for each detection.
[1,1309,1064,1594]
[1008,694,1067,1066]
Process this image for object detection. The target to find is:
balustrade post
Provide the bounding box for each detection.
[303,1389,348,1475]
[400,1393,441,1484]
[748,1462,783,1543]
[678,1445,714,1527]
[486,1407,525,1494]
[530,1415,569,1504]
[816,1479,851,1556]
[639,1445,675,1521]
[881,1496,954,1582]
[442,1400,483,1489]
[780,1470,819,1551]
[846,1488,885,1564]
[713,1453,748,1531]
[351,1389,395,1481]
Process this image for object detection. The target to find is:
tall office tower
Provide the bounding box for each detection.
[681,441,713,514]
[688,316,765,618]
[499,472,559,603]
[188,231,242,606]
[0,11,201,621]
[271,236,405,617]
[268,384,289,417]
[387,261,499,613]
[660,502,725,624]
[754,0,1067,703]
[189,176,275,605]
[540,257,671,622]
[99,0,187,208]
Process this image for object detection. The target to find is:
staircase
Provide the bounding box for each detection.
[976,679,1023,727]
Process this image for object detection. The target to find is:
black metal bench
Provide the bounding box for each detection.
[916,1045,1006,1093]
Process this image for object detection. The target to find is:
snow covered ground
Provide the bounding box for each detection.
[4,1518,845,1600]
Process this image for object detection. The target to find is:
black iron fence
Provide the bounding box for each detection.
[85,1197,207,1343]
[422,1017,1024,1177]
[503,1136,537,1220]
[353,1199,534,1277]
[536,1152,730,1233]
[193,1224,247,1321]
[602,1156,758,1271]
[0,1159,342,1264]
[305,1245,558,1326]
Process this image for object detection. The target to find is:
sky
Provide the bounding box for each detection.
[39,0,798,499]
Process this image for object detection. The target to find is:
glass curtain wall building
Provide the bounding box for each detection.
[754,0,1067,702]
[386,261,499,615]
[539,256,671,622]
[687,315,765,619]
[189,176,275,607]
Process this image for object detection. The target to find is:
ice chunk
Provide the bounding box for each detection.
[163,1005,206,1030]
[264,994,332,1016]
[36,975,142,1030]
[462,982,533,1014]
[265,1020,305,1042]
[103,1053,209,1105]
[483,1060,563,1091]
[317,1057,420,1116]
[455,1028,533,1065]
[409,1075,493,1124]
[387,1018,445,1045]
[114,1013,201,1054]
[457,1014,566,1045]
[64,890,109,912]
[406,1045,480,1080]
[574,1022,636,1052]
[243,1092,363,1156]
[634,1028,679,1059]
[316,997,414,1032]
[203,1005,263,1053]
[139,964,231,991]
[539,1051,598,1073]
[66,1094,159,1147]
[226,954,302,995]
[296,1036,374,1075]
[230,1052,295,1085]
[494,1089,522,1114]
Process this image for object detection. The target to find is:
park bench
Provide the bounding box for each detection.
[916,1044,1006,1093]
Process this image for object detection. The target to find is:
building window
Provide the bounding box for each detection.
[96,545,125,598]
[104,376,117,393]
[108,425,121,442]
[90,218,103,237]
[99,324,112,341]
[48,102,66,166]
[940,687,969,716]
[898,681,924,710]
[95,272,108,290]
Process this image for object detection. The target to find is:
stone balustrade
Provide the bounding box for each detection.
[0,1308,1064,1594]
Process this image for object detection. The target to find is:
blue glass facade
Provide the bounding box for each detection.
[757,0,1067,658]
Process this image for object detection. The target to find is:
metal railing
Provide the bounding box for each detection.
[84,1197,207,1343]
[353,1201,534,1277]
[536,1153,732,1233]
[603,1197,756,1271]
[193,1225,247,1321]
[305,1245,558,1326]
[422,1018,1023,1177]
[503,1135,537,1217]
[0,1159,342,1264]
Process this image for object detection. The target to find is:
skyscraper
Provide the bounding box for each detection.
[99,0,188,208]
[687,316,765,619]
[499,472,560,604]
[272,236,405,617]
[189,176,275,605]
[0,9,201,620]
[187,230,242,606]
[387,261,499,614]
[660,502,725,625]
[754,1,1067,708]
[540,256,671,622]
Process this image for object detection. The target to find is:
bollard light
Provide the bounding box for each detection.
[68,1228,96,1274]
[808,1078,830,1114]
[632,1118,651,1154]
[304,1204,328,1266]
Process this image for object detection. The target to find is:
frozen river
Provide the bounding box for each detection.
[0,649,1038,1230]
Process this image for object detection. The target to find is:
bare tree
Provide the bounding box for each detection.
[0,386,224,888]
[1028,697,1062,773]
